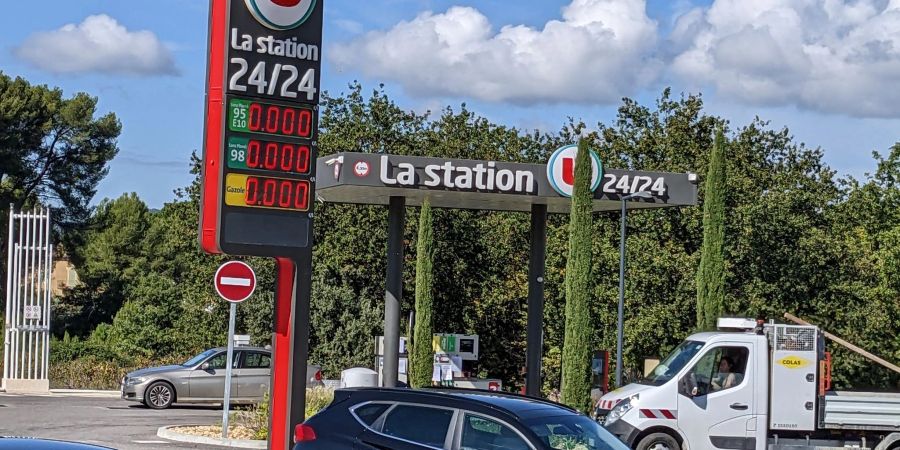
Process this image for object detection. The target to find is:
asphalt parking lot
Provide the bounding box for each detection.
[0,393,234,449]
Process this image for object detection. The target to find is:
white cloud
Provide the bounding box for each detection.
[331,0,661,105]
[15,15,177,76]
[670,0,900,117]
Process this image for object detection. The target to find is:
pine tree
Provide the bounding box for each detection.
[410,199,435,388]
[696,129,727,330]
[560,140,594,413]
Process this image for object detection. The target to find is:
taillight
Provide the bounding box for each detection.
[314,370,322,381]
[294,423,317,443]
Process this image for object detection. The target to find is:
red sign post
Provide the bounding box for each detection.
[213,260,256,440]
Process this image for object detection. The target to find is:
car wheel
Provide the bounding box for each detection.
[144,381,175,409]
[637,433,680,450]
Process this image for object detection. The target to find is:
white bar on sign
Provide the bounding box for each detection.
[220,277,251,287]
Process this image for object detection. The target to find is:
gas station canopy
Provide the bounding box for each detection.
[316,152,698,213]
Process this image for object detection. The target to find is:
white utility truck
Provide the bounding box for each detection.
[598,318,900,450]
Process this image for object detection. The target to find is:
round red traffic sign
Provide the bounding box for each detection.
[214,261,257,303]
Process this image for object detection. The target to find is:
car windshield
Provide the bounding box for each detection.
[638,340,704,386]
[525,414,629,450]
[182,349,217,367]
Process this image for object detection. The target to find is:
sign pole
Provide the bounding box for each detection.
[526,203,547,396]
[269,258,295,450]
[222,301,237,439]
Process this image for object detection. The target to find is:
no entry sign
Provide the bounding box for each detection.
[214,261,257,302]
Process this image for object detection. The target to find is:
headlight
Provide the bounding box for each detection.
[605,394,639,426]
[125,377,147,386]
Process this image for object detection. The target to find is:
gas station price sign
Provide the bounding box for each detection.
[200,0,323,258]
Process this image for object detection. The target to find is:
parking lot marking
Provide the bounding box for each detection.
[133,440,169,444]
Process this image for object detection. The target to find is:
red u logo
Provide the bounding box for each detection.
[562,157,575,185]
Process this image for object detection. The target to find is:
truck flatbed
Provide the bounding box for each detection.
[822,391,900,431]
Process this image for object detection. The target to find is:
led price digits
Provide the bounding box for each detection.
[248,103,312,138]
[244,176,310,211]
[246,141,311,174]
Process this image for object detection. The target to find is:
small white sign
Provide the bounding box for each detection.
[24,305,41,320]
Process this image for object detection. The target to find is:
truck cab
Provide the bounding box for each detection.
[599,318,900,450]
[601,320,769,450]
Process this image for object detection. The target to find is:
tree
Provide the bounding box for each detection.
[696,129,727,330]
[0,73,120,303]
[560,139,594,412]
[410,199,435,388]
[55,193,150,336]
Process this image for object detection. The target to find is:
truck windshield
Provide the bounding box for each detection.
[638,340,704,386]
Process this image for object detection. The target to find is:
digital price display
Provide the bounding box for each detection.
[222,95,316,218]
[229,98,314,138]
[227,137,311,174]
[225,173,310,211]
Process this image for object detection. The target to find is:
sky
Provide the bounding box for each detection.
[1,0,899,208]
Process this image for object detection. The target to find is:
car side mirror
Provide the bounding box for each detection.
[201,362,210,370]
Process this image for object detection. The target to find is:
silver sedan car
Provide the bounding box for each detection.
[121,346,323,409]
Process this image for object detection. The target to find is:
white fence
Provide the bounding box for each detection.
[2,207,52,392]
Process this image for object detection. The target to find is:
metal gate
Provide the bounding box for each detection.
[2,207,52,393]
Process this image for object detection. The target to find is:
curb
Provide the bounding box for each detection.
[157,426,266,449]
[50,389,120,398]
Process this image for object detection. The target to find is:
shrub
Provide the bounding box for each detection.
[231,394,270,440]
[49,354,188,390]
[231,388,334,441]
[305,386,334,418]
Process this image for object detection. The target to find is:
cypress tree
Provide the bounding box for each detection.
[696,129,727,330]
[560,140,594,413]
[410,199,435,388]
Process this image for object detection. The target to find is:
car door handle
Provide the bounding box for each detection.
[730,403,749,410]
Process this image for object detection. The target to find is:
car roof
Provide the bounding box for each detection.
[337,387,580,420]
[0,438,113,449]
[209,346,269,352]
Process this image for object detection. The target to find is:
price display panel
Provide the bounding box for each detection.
[218,95,317,254]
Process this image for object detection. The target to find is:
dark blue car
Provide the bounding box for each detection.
[293,388,630,450]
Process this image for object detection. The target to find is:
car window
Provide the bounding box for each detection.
[243,352,270,369]
[182,349,217,367]
[352,403,391,426]
[461,414,530,450]
[525,415,628,450]
[205,353,227,370]
[682,346,749,396]
[380,404,454,448]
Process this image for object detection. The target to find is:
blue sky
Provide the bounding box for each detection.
[2,0,898,208]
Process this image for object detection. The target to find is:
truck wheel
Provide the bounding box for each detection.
[144,381,175,409]
[637,433,680,450]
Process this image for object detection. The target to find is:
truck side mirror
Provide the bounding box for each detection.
[679,373,698,397]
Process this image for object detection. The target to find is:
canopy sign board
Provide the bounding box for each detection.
[317,152,698,213]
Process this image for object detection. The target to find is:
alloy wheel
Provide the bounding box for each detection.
[148,384,172,408]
